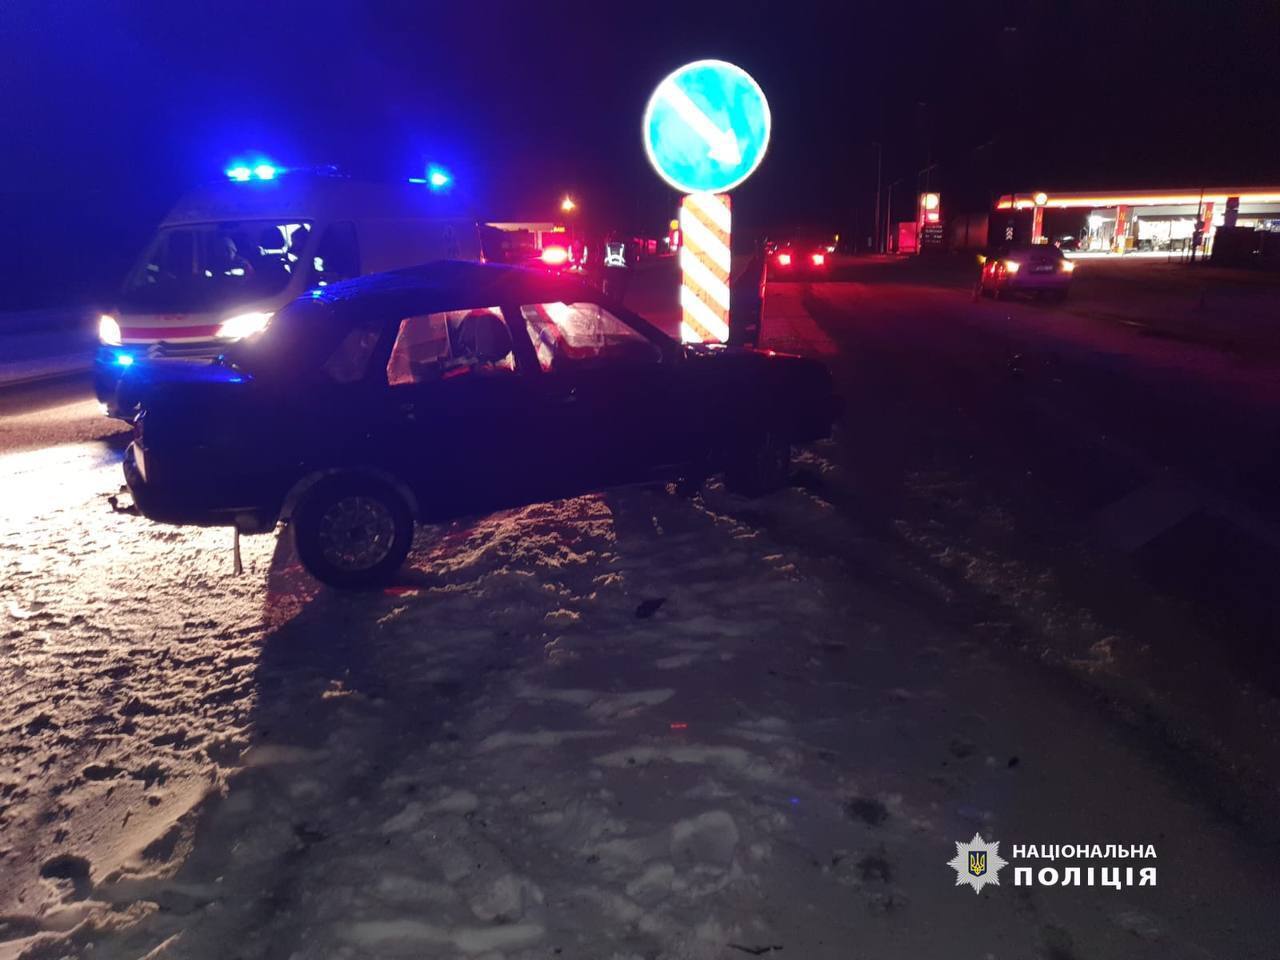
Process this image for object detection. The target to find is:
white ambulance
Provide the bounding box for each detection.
[95,168,481,415]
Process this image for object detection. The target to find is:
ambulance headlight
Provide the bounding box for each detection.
[99,314,122,346]
[216,311,273,340]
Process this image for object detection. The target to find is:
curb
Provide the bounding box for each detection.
[0,361,94,392]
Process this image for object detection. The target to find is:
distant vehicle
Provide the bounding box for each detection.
[767,235,831,276]
[95,171,482,418]
[976,243,1074,300]
[536,242,572,269]
[1054,235,1080,251]
[121,261,838,588]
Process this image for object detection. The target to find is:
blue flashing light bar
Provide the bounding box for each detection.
[226,159,281,182]
[114,352,135,367]
[411,163,453,191]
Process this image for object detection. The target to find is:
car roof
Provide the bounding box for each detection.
[305,260,604,320]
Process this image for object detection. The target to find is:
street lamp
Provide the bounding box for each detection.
[561,196,576,213]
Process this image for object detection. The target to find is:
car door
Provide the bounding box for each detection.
[379,306,538,519]
[511,299,693,493]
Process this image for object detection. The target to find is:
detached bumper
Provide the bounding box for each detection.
[123,441,198,525]
[124,441,275,529]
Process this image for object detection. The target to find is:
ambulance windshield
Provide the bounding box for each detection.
[119,220,310,312]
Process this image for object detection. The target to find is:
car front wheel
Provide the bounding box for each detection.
[725,430,791,497]
[293,475,414,588]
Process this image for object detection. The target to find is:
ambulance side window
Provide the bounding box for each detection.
[311,222,360,286]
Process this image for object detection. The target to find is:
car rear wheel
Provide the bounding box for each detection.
[725,430,791,498]
[293,475,414,588]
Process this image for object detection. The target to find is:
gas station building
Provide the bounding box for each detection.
[992,187,1280,255]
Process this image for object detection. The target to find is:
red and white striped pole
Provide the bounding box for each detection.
[679,192,732,343]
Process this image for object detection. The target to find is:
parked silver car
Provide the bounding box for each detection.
[977,244,1075,300]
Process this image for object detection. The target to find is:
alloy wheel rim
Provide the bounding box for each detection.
[317,495,397,571]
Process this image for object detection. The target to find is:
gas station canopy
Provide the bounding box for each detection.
[993,187,1280,255]
[995,188,1280,210]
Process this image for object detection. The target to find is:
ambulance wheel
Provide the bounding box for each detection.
[293,475,414,588]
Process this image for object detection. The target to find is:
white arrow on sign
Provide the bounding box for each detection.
[658,78,741,166]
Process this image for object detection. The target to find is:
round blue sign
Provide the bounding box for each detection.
[643,59,771,194]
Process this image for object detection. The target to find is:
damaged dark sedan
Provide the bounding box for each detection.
[120,261,838,587]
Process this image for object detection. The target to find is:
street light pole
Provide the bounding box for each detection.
[884,178,902,255]
[873,142,883,254]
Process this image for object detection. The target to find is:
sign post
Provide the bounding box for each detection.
[918,192,944,252]
[643,59,770,343]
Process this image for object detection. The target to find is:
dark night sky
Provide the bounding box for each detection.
[4,0,1279,305]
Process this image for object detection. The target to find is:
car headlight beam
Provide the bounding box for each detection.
[216,311,274,340]
[98,313,122,346]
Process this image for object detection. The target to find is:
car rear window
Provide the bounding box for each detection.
[520,302,662,373]
[1008,244,1064,260]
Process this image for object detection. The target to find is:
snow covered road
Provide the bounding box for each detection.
[4,429,1280,958]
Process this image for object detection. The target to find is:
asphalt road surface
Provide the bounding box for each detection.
[3,258,1280,959]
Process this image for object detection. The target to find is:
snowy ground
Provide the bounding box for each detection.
[4,278,1280,958]
[9,448,1280,959]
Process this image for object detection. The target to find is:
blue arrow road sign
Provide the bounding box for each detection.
[643,59,771,194]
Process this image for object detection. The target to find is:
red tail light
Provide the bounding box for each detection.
[777,252,792,266]
[541,246,569,266]
[811,252,825,266]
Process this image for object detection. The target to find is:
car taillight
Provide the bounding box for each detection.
[777,253,792,266]
[541,246,569,266]
[1062,260,1075,272]
[811,252,825,266]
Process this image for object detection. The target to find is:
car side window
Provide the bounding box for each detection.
[520,302,661,373]
[386,307,514,386]
[321,322,382,384]
[310,221,360,286]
